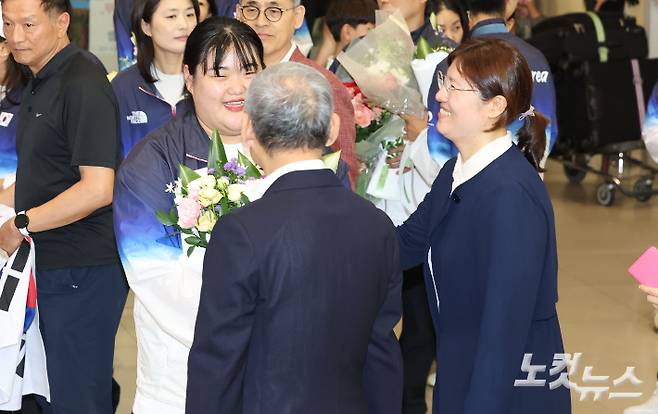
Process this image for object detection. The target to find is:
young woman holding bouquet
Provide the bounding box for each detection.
[111,0,199,159]
[397,38,571,414]
[113,17,265,414]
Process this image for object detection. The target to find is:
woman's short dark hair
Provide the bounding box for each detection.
[447,38,548,171]
[183,17,264,79]
[131,0,200,83]
[434,0,470,41]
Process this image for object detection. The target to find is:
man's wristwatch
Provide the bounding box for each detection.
[14,211,30,237]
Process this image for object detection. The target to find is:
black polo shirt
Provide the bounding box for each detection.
[15,43,121,270]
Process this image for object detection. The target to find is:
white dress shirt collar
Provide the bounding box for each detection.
[451,132,513,194]
[246,159,328,201]
[280,42,297,63]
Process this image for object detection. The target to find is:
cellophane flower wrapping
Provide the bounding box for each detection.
[336,10,425,118]
[354,115,406,200]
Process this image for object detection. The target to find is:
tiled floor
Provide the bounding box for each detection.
[113,156,658,414]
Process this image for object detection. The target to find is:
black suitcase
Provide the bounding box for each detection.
[552,58,658,155]
[530,13,647,65]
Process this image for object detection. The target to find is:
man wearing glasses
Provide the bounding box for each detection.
[236,0,359,187]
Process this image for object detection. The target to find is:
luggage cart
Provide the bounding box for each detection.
[529,12,658,207]
[555,140,658,206]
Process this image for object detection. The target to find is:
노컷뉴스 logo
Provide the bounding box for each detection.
[515,352,645,401]
[127,111,148,125]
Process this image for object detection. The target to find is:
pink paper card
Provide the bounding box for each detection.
[628,246,658,288]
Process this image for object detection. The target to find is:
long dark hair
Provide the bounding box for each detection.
[447,38,547,171]
[0,36,29,106]
[3,55,29,105]
[183,17,264,79]
[434,0,470,42]
[131,0,201,83]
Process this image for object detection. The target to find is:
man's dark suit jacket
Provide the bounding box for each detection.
[186,169,403,414]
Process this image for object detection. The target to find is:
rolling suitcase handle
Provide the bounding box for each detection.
[585,12,609,63]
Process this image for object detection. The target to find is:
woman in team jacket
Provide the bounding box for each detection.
[397,38,571,414]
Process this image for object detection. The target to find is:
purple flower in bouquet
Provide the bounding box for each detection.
[224,159,247,176]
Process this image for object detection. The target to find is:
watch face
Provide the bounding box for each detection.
[15,214,28,229]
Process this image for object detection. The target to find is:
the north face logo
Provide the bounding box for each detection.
[0,112,14,127]
[127,111,148,124]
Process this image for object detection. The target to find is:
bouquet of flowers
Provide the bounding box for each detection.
[342,64,408,200]
[156,130,261,256]
[336,10,425,118]
[346,82,393,143]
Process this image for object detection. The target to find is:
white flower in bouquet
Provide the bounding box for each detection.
[227,183,247,202]
[217,176,230,190]
[198,187,223,207]
[196,210,217,233]
[199,175,217,189]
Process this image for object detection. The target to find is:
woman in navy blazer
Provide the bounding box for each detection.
[397,38,571,414]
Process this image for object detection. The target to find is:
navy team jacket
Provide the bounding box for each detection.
[111,65,191,159]
[397,146,571,414]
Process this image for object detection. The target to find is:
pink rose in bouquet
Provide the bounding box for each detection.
[354,101,374,128]
[186,180,201,201]
[345,82,393,143]
[176,197,201,229]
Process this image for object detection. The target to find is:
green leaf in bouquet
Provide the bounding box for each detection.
[220,195,230,215]
[238,151,262,178]
[156,207,177,226]
[322,150,341,173]
[240,193,251,205]
[208,129,229,173]
[198,231,209,246]
[185,235,202,245]
[186,245,195,257]
[178,164,201,187]
[415,36,433,60]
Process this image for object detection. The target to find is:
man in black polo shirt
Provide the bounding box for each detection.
[0,0,128,413]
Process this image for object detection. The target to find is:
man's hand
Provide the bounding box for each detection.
[640,285,658,309]
[386,144,412,172]
[0,217,23,256]
[401,112,429,143]
[385,112,429,170]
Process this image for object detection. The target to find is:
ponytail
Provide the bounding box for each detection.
[517,111,548,172]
